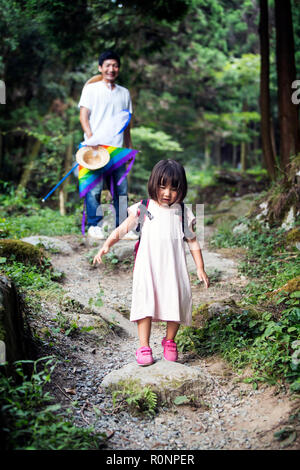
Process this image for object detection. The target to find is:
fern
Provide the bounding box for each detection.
[112,383,158,416]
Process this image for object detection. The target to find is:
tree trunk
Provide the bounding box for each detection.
[259,0,276,179]
[215,140,221,167]
[17,139,42,194]
[59,134,74,216]
[204,135,211,169]
[0,132,3,176]
[270,117,277,162]
[232,144,238,168]
[274,0,300,172]
[240,141,247,172]
[241,101,249,172]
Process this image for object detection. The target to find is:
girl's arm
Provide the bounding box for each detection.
[93,212,137,264]
[187,237,210,288]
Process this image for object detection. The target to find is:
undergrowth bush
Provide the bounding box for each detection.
[0,357,106,450]
[0,186,82,239]
[177,293,300,391]
[210,222,300,288]
[0,208,81,239]
[0,255,62,295]
[177,221,300,391]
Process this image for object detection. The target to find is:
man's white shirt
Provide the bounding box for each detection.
[78,80,132,147]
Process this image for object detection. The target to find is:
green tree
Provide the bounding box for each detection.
[259,0,276,180]
[274,0,300,173]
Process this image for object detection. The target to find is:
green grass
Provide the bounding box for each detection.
[0,207,81,239]
[0,184,82,239]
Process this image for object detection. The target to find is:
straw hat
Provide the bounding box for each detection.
[84,74,102,87]
[76,146,110,170]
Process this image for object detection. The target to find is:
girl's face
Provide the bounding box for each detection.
[157,183,178,206]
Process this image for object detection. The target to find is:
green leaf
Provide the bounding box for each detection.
[290,378,300,392]
[280,431,297,448]
[290,291,300,298]
[174,395,190,405]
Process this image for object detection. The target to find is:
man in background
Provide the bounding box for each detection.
[78,50,137,239]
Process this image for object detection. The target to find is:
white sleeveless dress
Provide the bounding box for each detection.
[128,199,196,326]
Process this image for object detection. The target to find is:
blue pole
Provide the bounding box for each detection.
[42,162,79,202]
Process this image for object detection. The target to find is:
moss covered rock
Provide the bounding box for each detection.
[192,299,262,328]
[192,299,238,328]
[286,228,300,244]
[0,239,47,267]
[271,276,300,295]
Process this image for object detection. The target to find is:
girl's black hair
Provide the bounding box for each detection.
[148,159,187,203]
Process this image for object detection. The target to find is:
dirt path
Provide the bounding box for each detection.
[34,231,299,451]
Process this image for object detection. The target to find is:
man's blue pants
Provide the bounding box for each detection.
[85,164,128,228]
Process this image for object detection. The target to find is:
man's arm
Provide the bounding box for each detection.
[123,123,133,148]
[79,106,93,138]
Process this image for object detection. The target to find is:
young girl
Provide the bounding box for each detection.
[93,159,209,366]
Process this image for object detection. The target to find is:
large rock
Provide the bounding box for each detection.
[112,240,136,261]
[101,360,210,404]
[212,195,256,226]
[21,236,73,255]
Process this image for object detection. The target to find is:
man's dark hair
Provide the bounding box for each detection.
[98,50,121,67]
[148,159,187,204]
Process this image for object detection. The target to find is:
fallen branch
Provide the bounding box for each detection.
[80,400,90,425]
[53,381,75,402]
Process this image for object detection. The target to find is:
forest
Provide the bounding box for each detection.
[0,0,300,452]
[1,0,299,204]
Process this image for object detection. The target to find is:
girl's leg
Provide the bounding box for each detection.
[137,317,152,347]
[166,321,180,341]
[163,321,179,362]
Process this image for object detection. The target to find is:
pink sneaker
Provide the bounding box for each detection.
[162,337,178,362]
[136,346,154,366]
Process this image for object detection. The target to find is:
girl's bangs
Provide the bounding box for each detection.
[160,169,180,190]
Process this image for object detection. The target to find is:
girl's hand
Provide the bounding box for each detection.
[93,245,109,264]
[197,268,210,288]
